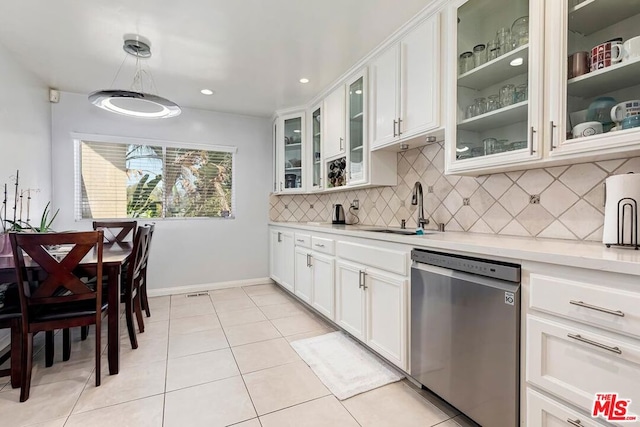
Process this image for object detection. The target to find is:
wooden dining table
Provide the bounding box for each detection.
[0,242,132,375]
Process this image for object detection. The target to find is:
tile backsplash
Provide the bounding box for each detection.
[270,142,640,241]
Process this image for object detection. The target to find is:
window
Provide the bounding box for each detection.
[75,138,235,220]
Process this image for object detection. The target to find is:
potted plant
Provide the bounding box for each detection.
[0,170,59,256]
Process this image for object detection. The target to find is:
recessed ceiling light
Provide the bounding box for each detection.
[355,89,363,95]
[299,78,309,84]
[510,57,524,67]
[293,130,301,133]
[200,89,214,95]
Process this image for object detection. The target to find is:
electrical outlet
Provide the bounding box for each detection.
[351,199,359,210]
[309,204,314,209]
[463,198,470,206]
[529,195,540,204]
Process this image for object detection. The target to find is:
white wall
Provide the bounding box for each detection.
[51,92,273,291]
[0,41,52,219]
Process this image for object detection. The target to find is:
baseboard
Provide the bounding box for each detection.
[147,277,274,297]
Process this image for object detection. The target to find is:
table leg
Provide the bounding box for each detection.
[107,264,121,375]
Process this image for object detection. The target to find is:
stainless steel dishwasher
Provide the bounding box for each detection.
[410,249,521,427]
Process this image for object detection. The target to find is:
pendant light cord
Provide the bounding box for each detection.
[109,53,129,89]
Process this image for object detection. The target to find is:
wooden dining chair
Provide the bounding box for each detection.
[10,231,107,402]
[0,283,21,389]
[139,223,155,317]
[121,225,151,349]
[92,221,137,245]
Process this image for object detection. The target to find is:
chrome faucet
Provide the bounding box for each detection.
[411,181,429,229]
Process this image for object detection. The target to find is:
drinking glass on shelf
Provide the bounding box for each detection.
[474,97,487,115]
[515,84,528,103]
[500,84,516,107]
[459,51,474,74]
[486,95,500,112]
[511,16,529,49]
[487,40,500,60]
[496,139,510,153]
[483,138,498,155]
[473,44,487,68]
[497,28,511,54]
[465,104,476,119]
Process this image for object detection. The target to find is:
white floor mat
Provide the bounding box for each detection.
[290,331,404,400]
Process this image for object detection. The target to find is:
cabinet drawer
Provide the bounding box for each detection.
[527,389,603,427]
[311,236,335,255]
[527,315,640,412]
[294,233,311,249]
[530,273,640,339]
[336,241,408,276]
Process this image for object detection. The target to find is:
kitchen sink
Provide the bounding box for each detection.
[363,228,436,235]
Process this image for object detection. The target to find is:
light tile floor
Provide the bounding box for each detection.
[0,283,479,427]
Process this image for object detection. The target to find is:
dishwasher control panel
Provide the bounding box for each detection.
[411,249,521,283]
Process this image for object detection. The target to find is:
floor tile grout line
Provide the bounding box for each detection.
[255,392,333,418]
[336,398,364,427]
[162,296,174,427]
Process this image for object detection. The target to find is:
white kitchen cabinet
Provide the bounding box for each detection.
[308,103,323,191]
[527,389,604,427]
[545,1,640,161]
[323,85,346,159]
[275,112,306,193]
[346,70,367,185]
[371,14,441,150]
[336,260,366,341]
[444,0,545,175]
[294,247,312,304]
[527,315,640,413]
[366,269,407,368]
[270,229,294,292]
[310,252,335,320]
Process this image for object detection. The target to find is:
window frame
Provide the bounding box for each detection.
[72,133,238,222]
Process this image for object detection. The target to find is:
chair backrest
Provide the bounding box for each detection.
[140,223,155,271]
[123,225,151,295]
[10,231,103,320]
[92,221,137,245]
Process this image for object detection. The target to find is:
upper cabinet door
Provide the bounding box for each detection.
[370,45,400,149]
[280,112,305,193]
[445,0,544,175]
[547,0,640,159]
[310,105,323,191]
[347,70,368,185]
[401,14,441,139]
[324,85,346,159]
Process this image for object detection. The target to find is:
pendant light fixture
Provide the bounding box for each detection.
[88,37,181,119]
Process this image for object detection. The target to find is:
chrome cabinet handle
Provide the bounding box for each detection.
[358,270,367,289]
[567,419,583,426]
[567,333,622,355]
[570,300,624,317]
[530,127,536,155]
[315,243,325,248]
[550,121,556,151]
[393,119,397,137]
[277,232,282,243]
[280,182,283,191]
[296,239,305,243]
[398,118,402,135]
[306,253,311,267]
[339,137,344,151]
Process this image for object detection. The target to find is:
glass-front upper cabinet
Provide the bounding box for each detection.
[547,0,640,157]
[279,112,305,193]
[446,0,543,174]
[310,105,323,191]
[347,70,367,184]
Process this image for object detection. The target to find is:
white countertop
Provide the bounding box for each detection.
[269,221,640,277]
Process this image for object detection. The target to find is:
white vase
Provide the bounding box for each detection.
[0,233,12,256]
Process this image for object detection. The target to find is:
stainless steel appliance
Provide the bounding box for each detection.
[410,249,521,427]
[332,204,346,224]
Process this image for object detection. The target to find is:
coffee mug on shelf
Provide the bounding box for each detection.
[611,100,640,123]
[590,38,623,71]
[624,36,640,61]
[568,51,589,79]
[572,121,603,138]
[622,115,640,130]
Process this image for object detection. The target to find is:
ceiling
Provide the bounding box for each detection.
[0,0,434,117]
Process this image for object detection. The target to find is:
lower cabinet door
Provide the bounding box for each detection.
[294,248,312,304]
[527,315,640,413]
[279,231,295,292]
[335,261,366,341]
[527,389,603,427]
[366,269,407,369]
[270,230,281,283]
[311,252,335,320]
